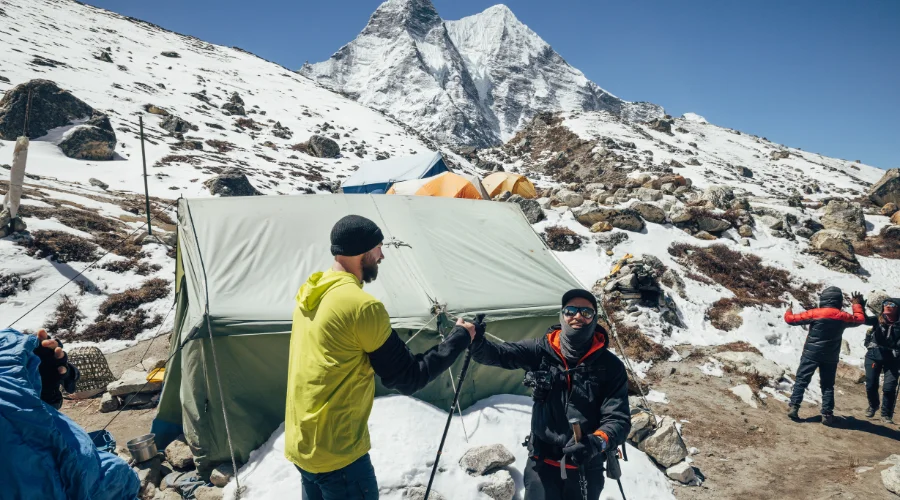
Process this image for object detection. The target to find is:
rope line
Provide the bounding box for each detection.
[403,314,438,345]
[5,198,179,330]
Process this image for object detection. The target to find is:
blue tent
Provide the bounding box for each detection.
[341,151,449,194]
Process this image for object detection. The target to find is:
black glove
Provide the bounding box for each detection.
[472,314,486,344]
[562,433,607,466]
[33,336,72,407]
[851,292,865,308]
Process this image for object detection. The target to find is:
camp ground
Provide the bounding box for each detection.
[152,194,582,476]
[340,151,450,194]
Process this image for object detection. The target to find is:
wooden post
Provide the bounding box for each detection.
[139,116,152,236]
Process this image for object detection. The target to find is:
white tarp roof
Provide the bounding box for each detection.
[177,195,580,340]
[342,151,445,189]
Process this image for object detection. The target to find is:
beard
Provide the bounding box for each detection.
[361,253,380,283]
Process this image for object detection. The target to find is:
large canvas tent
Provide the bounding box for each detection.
[341,151,449,194]
[153,195,581,477]
[387,171,490,200]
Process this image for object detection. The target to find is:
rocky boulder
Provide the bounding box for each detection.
[307,134,340,158]
[203,168,262,197]
[702,186,736,210]
[713,351,785,381]
[883,464,900,496]
[165,435,194,469]
[631,203,667,224]
[770,150,790,160]
[810,229,856,261]
[542,226,583,252]
[696,216,732,233]
[590,221,613,233]
[507,195,545,224]
[160,115,196,134]
[880,203,898,217]
[477,470,515,500]
[221,102,245,116]
[893,212,900,226]
[574,206,645,232]
[666,461,697,485]
[89,178,109,190]
[555,189,584,208]
[0,79,94,140]
[107,369,162,396]
[405,487,445,500]
[821,199,866,240]
[637,416,688,467]
[736,166,754,178]
[459,444,515,476]
[636,187,663,202]
[629,410,654,443]
[210,464,234,488]
[58,114,117,160]
[647,118,673,134]
[869,168,900,207]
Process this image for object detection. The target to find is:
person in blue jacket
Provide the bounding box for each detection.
[0,327,140,500]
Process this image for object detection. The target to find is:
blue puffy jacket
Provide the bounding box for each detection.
[0,328,140,500]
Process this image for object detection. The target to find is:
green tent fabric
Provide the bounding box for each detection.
[153,194,582,478]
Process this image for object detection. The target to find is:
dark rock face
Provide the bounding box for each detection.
[203,168,262,196]
[58,114,117,161]
[0,79,94,140]
[160,51,181,58]
[160,115,196,134]
[869,169,900,207]
[507,195,545,224]
[221,102,246,116]
[308,135,340,158]
[647,118,673,134]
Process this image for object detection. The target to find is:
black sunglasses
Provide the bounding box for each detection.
[884,301,897,309]
[562,306,596,320]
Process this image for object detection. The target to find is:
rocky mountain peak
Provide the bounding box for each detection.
[362,0,443,40]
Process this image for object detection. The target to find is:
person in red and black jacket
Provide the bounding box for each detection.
[470,289,630,500]
[784,286,865,425]
[862,298,900,424]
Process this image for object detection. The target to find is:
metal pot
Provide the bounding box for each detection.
[126,433,157,463]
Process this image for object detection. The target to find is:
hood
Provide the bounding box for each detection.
[295,270,361,311]
[0,328,43,395]
[819,286,844,309]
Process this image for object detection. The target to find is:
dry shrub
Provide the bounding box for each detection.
[205,139,235,153]
[668,243,818,309]
[0,273,35,298]
[78,309,163,341]
[94,232,145,259]
[707,298,745,332]
[290,142,309,153]
[44,295,84,336]
[603,296,672,363]
[20,206,121,234]
[18,230,99,262]
[543,225,583,251]
[235,117,262,131]
[853,229,900,260]
[98,278,169,316]
[101,258,162,276]
[156,155,200,166]
[715,341,762,355]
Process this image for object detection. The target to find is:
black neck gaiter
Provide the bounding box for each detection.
[559,312,598,367]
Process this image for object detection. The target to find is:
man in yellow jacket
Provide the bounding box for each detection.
[285,214,476,500]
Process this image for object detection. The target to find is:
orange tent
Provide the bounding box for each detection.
[482,172,537,199]
[386,172,488,200]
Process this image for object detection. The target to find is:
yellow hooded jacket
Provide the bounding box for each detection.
[284,270,392,473]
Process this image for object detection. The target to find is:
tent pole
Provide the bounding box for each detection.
[139,116,152,236]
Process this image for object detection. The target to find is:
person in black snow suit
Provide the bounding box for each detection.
[469,289,630,500]
[862,297,900,424]
[784,286,865,425]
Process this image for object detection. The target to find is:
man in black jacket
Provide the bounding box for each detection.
[784,286,865,425]
[470,289,630,500]
[863,298,899,424]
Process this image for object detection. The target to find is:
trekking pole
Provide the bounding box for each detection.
[571,422,590,500]
[423,313,484,500]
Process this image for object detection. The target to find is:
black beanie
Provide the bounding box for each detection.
[562,289,598,310]
[330,215,384,256]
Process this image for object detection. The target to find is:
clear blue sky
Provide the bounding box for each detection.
[86,0,898,169]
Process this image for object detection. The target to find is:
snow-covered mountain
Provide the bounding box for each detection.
[300,0,664,146]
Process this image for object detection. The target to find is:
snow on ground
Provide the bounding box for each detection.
[223,395,676,500]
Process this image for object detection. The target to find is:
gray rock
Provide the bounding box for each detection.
[629,411,654,444]
[696,216,731,233]
[770,150,790,160]
[135,455,162,491]
[221,102,245,116]
[308,134,340,158]
[821,199,866,240]
[883,464,900,496]
[89,178,109,190]
[405,487,445,500]
[160,115,195,134]
[121,392,156,407]
[160,51,181,58]
[868,168,900,207]
[631,203,667,224]
[738,225,753,238]
[508,195,545,224]
[686,158,701,166]
[741,238,750,246]
[713,351,785,381]
[99,392,120,413]
[574,206,645,232]
[0,208,10,229]
[841,339,851,355]
[58,114,117,161]
[666,461,698,484]
[459,444,515,476]
[637,416,688,467]
[556,189,584,208]
[164,435,194,469]
[636,187,663,202]
[810,229,856,261]
[204,168,262,197]
[647,118,673,134]
[477,469,515,500]
[668,206,693,223]
[157,489,182,500]
[694,230,717,240]
[702,186,735,210]
[194,486,223,500]
[229,92,244,106]
[210,463,234,488]
[795,227,814,239]
[0,79,95,140]
[736,166,754,178]
[107,369,162,396]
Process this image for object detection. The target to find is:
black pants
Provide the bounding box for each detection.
[790,356,837,414]
[523,458,604,500]
[865,355,900,417]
